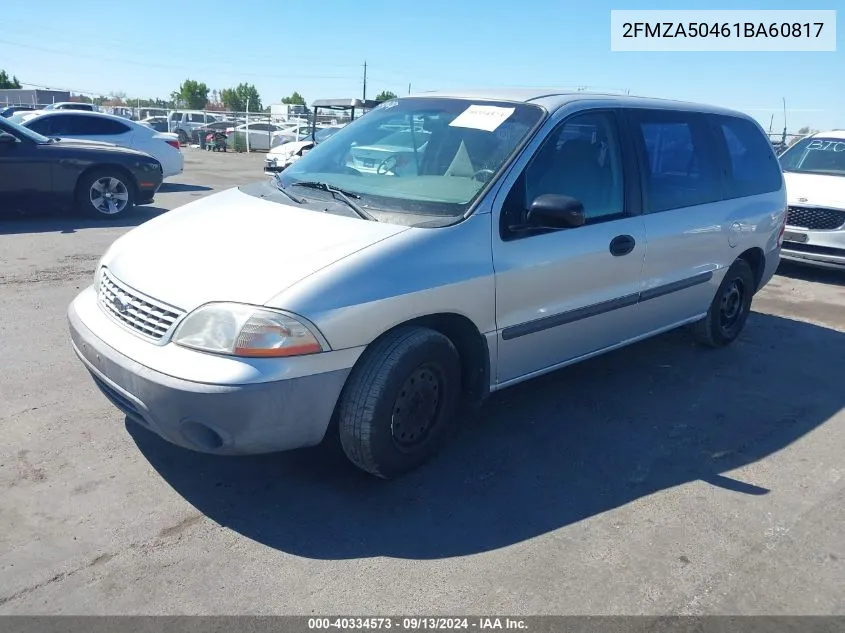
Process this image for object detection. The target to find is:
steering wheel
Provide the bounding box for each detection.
[472,169,496,183]
[377,155,398,175]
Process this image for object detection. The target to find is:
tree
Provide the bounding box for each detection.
[0,70,21,89]
[375,90,398,102]
[177,79,209,110]
[221,83,262,112]
[281,91,306,105]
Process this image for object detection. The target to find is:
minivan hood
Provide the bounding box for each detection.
[102,186,409,311]
[783,171,845,209]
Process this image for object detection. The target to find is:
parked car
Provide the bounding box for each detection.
[168,110,222,144]
[264,125,344,172]
[0,116,162,217]
[778,129,845,270]
[68,90,786,479]
[43,102,98,112]
[226,122,297,151]
[0,105,38,118]
[139,116,171,133]
[21,110,183,178]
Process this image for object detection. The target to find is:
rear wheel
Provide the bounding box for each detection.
[75,169,135,219]
[177,129,189,144]
[336,326,461,479]
[691,258,755,347]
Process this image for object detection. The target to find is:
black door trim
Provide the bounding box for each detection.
[639,270,713,302]
[501,270,714,341]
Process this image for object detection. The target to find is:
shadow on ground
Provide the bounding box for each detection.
[777,260,845,287]
[157,183,212,193]
[130,312,845,560]
[0,206,167,235]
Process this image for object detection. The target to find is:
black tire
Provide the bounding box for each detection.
[177,129,189,144]
[691,258,755,348]
[336,326,461,479]
[75,168,135,219]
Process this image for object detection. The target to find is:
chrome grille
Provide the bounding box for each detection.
[98,269,184,341]
[786,206,845,231]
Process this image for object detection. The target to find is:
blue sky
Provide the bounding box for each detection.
[2,0,842,131]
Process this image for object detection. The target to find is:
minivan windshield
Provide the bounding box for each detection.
[779,136,845,177]
[278,97,545,216]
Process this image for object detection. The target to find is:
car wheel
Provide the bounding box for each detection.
[76,169,135,219]
[177,129,189,144]
[691,258,755,348]
[336,326,461,479]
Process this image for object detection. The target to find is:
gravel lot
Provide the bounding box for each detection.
[1,148,843,615]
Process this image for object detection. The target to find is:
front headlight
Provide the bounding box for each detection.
[171,302,327,358]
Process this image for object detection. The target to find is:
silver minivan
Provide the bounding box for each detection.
[68,90,787,479]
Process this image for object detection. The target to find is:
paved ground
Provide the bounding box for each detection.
[1,148,843,615]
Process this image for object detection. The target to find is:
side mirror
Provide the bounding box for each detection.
[526,194,586,229]
[0,132,19,145]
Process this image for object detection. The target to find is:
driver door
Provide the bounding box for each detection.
[492,107,647,384]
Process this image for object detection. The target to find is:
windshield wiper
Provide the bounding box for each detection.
[271,173,305,204]
[291,181,378,222]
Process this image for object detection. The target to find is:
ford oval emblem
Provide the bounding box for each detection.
[113,297,128,314]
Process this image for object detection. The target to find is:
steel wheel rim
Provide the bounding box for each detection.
[719,278,746,331]
[89,177,129,215]
[390,364,443,451]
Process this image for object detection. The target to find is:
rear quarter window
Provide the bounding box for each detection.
[713,115,782,198]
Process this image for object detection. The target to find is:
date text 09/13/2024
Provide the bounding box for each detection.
[307,618,528,630]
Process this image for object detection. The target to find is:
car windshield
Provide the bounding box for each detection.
[779,137,845,177]
[0,115,51,143]
[278,97,545,217]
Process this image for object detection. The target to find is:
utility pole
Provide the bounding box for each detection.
[408,83,411,95]
[781,97,787,147]
[362,60,367,102]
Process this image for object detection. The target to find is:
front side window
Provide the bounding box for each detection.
[779,136,845,178]
[522,111,625,222]
[631,110,720,212]
[278,97,545,217]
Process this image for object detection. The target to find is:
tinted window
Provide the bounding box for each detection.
[520,111,625,223]
[26,117,52,135]
[249,123,270,131]
[715,116,781,197]
[631,111,720,212]
[51,115,131,136]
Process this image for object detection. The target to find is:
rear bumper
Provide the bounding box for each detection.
[68,291,353,455]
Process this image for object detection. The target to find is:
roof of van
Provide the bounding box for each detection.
[405,89,753,118]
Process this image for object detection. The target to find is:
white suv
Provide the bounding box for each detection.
[168,111,221,143]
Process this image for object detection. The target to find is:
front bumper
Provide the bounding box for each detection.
[68,291,353,455]
[264,156,291,172]
[781,224,845,271]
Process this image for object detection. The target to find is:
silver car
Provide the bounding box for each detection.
[68,90,787,479]
[778,130,845,270]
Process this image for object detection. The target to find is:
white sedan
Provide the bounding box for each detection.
[19,110,184,178]
[226,122,313,151]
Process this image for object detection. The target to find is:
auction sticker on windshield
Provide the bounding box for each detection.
[449,105,515,132]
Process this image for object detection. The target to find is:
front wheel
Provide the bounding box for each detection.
[75,169,135,219]
[691,258,755,347]
[336,326,461,479]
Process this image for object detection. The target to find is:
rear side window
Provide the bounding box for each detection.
[52,116,130,136]
[27,117,52,136]
[714,115,782,197]
[629,110,721,212]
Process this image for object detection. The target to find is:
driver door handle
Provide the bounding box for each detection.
[609,234,636,257]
